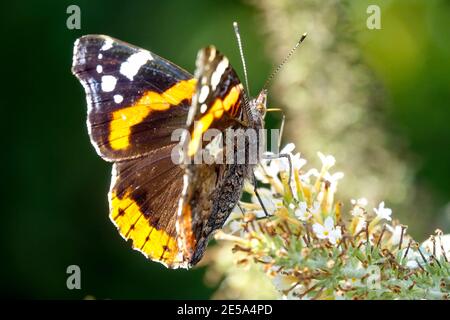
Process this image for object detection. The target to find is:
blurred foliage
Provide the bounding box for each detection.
[350,0,450,226]
[1,0,449,299]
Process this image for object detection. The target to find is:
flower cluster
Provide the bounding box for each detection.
[213,144,450,300]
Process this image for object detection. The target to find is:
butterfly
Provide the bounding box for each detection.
[72,27,306,269]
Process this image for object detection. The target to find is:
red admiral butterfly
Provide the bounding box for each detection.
[72,23,306,268]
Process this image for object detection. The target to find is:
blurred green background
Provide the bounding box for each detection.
[2,0,449,299]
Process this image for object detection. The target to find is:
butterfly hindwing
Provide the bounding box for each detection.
[109,144,185,268]
[72,35,196,161]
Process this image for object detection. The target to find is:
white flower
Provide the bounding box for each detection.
[354,218,367,234]
[373,201,392,221]
[224,210,246,236]
[351,206,365,217]
[404,250,421,269]
[312,217,342,244]
[285,285,305,300]
[318,152,336,169]
[330,228,342,244]
[272,272,297,291]
[292,152,307,172]
[351,199,367,217]
[263,144,306,177]
[280,143,295,154]
[272,269,305,300]
[250,188,282,217]
[386,225,403,246]
[224,210,242,225]
[406,260,419,269]
[300,168,320,184]
[402,247,430,269]
[340,277,363,289]
[310,201,321,215]
[253,164,270,183]
[421,234,450,259]
[351,198,368,207]
[294,202,311,221]
[228,220,242,234]
[265,159,282,178]
[323,171,344,184]
[262,144,294,174]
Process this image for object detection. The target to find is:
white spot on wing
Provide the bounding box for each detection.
[211,57,229,90]
[96,65,103,73]
[98,53,103,59]
[181,174,189,196]
[101,37,114,51]
[200,104,208,114]
[198,85,210,104]
[208,47,216,62]
[72,38,82,68]
[113,94,123,104]
[101,75,117,92]
[120,50,153,80]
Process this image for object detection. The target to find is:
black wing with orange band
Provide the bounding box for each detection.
[177,46,249,267]
[109,146,184,267]
[72,35,196,161]
[184,46,246,158]
[72,35,195,268]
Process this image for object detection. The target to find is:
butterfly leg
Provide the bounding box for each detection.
[261,152,294,197]
[252,171,270,217]
[237,202,246,215]
[263,109,294,195]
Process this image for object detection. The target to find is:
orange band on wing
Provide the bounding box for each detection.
[187,84,241,156]
[109,78,197,150]
[176,202,196,262]
[110,190,179,266]
[223,85,240,112]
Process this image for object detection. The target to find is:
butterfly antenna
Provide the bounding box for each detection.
[233,21,250,95]
[262,32,308,91]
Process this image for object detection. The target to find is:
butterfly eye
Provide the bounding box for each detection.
[254,89,267,117]
[257,103,267,117]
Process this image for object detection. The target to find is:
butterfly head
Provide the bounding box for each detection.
[254,89,267,118]
[245,89,267,129]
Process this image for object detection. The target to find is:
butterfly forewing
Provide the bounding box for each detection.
[177,46,251,266]
[72,35,195,161]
